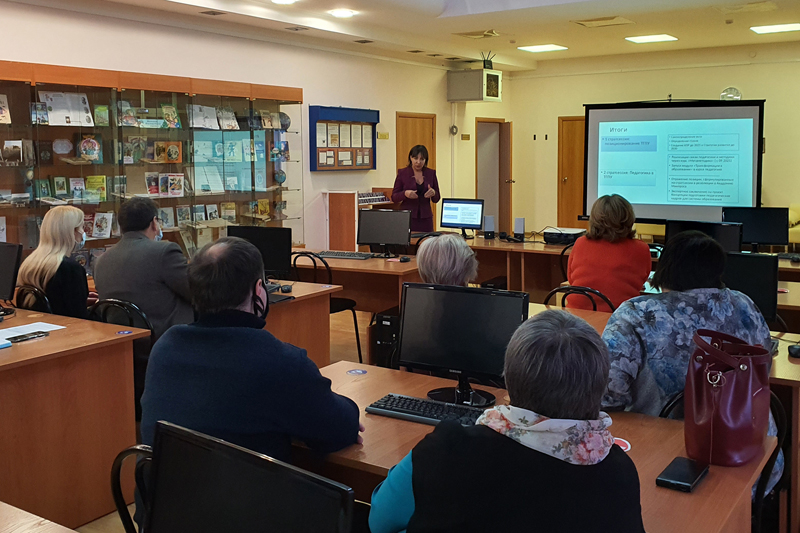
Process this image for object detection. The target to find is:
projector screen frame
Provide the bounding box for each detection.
[582,100,765,224]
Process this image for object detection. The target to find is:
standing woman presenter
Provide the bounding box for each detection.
[391,145,441,233]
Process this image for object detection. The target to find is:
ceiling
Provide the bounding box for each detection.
[13,0,800,71]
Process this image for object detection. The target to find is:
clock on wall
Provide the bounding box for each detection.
[720,87,742,101]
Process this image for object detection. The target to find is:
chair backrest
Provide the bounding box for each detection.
[543,285,615,312]
[15,285,53,314]
[88,298,156,347]
[0,243,22,301]
[292,251,333,285]
[559,242,574,282]
[123,422,355,533]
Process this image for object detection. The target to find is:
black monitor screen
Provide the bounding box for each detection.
[227,226,292,279]
[665,220,742,253]
[722,252,778,323]
[357,209,411,246]
[147,422,353,533]
[440,199,484,230]
[397,283,529,380]
[722,207,789,247]
[0,243,22,301]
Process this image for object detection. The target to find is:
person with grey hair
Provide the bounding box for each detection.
[369,310,645,533]
[416,233,478,286]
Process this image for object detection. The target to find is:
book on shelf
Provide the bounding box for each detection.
[92,212,113,239]
[165,141,182,163]
[34,179,51,199]
[206,204,219,220]
[94,105,109,127]
[52,177,69,197]
[0,95,10,124]
[179,229,197,257]
[85,175,107,202]
[254,141,266,161]
[257,199,270,216]
[161,104,182,129]
[69,178,85,203]
[258,110,273,129]
[30,102,49,125]
[22,140,35,165]
[159,207,176,229]
[39,197,67,206]
[189,105,219,130]
[77,134,103,164]
[268,141,280,162]
[38,92,94,126]
[216,107,239,131]
[248,110,263,130]
[220,202,236,223]
[2,141,22,163]
[278,141,290,162]
[139,119,166,129]
[117,101,139,127]
[145,172,160,195]
[192,204,206,222]
[224,140,243,163]
[153,141,166,163]
[107,175,126,196]
[83,213,95,235]
[176,205,191,226]
[36,141,53,165]
[197,227,213,248]
[71,249,91,275]
[159,173,170,198]
[168,173,184,197]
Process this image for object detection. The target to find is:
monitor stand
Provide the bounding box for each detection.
[461,228,474,240]
[427,374,495,407]
[377,245,397,258]
[751,243,759,254]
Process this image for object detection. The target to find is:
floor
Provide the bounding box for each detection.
[75,310,371,533]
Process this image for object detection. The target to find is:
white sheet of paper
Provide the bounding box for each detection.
[363,125,373,148]
[0,322,66,340]
[327,124,339,147]
[316,123,327,147]
[338,151,351,162]
[356,154,363,165]
[340,124,351,148]
[351,124,362,148]
[319,152,327,165]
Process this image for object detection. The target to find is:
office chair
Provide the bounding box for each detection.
[292,251,363,363]
[648,243,663,259]
[89,299,155,423]
[111,422,358,533]
[559,242,574,282]
[15,285,52,314]
[659,390,786,533]
[544,286,615,312]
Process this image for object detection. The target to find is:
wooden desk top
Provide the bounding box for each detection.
[270,281,342,303]
[0,501,75,532]
[0,311,150,372]
[292,249,419,275]
[321,362,774,533]
[469,236,567,255]
[778,280,800,310]
[528,302,612,332]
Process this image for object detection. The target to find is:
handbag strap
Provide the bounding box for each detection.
[693,329,771,369]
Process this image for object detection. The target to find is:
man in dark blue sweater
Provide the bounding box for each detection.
[140,236,362,462]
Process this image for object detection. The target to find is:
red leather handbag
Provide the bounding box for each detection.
[684,329,771,467]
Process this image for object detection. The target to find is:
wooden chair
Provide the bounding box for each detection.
[292,251,362,363]
[15,285,52,313]
[544,285,615,312]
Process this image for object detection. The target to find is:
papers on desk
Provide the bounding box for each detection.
[0,322,65,347]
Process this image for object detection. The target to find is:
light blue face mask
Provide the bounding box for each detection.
[75,230,86,251]
[155,227,163,241]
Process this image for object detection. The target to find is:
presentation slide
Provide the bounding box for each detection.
[597,119,754,207]
[442,201,483,227]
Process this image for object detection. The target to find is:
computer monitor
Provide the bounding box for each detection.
[664,220,743,253]
[397,283,529,406]
[356,209,411,257]
[722,252,779,323]
[227,226,292,279]
[146,422,354,533]
[0,243,22,309]
[440,198,484,240]
[722,207,789,252]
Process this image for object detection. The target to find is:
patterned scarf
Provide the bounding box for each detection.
[476,405,615,465]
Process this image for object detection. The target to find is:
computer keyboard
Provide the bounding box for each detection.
[365,393,486,427]
[778,253,800,262]
[411,232,442,239]
[317,251,374,260]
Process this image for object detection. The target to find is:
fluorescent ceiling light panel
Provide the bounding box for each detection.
[517,44,568,53]
[750,23,800,34]
[272,0,297,4]
[329,9,357,18]
[625,34,678,43]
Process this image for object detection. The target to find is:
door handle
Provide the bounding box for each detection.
[505,179,516,183]
[562,176,568,183]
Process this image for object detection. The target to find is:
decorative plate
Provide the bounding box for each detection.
[52,139,73,154]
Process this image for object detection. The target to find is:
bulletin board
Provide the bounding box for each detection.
[309,106,379,171]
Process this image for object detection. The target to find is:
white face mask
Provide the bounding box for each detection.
[155,226,163,241]
[75,230,86,251]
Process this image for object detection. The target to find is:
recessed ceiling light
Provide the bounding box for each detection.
[272,0,297,4]
[517,44,568,53]
[625,34,678,43]
[751,23,800,34]
[329,9,356,18]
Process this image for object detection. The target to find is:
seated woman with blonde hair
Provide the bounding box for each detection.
[567,194,651,311]
[416,233,478,286]
[17,205,89,318]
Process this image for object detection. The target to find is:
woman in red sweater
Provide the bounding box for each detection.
[567,194,651,311]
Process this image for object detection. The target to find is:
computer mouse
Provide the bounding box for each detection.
[280,284,293,293]
[789,345,800,358]
[792,256,800,264]
[400,256,411,263]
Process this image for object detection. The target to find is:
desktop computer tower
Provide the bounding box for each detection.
[370,306,399,368]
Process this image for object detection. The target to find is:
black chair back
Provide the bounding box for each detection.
[15,285,52,314]
[292,251,333,285]
[543,285,615,312]
[559,242,574,282]
[112,422,355,533]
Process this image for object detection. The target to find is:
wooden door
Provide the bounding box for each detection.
[499,121,513,234]
[396,112,437,221]
[557,116,589,229]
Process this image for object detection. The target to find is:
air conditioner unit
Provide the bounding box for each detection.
[447,69,502,102]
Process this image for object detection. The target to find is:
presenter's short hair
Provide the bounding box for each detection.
[118,197,158,233]
[189,237,265,314]
[586,194,636,243]
[504,310,609,420]
[651,230,726,291]
[407,145,429,168]
[417,234,478,286]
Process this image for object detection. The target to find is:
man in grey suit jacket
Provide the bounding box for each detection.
[94,197,193,339]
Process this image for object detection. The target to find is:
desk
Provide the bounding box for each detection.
[299,362,773,533]
[293,251,421,313]
[0,502,75,533]
[0,311,150,528]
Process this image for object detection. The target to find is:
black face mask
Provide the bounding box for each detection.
[252,282,269,320]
